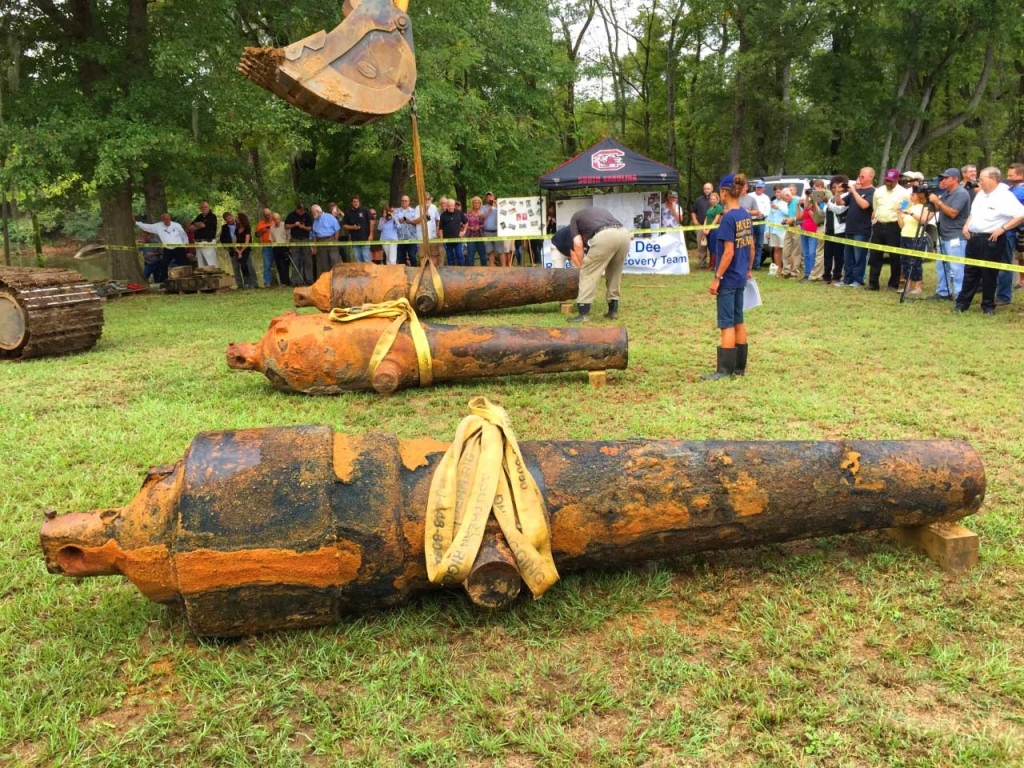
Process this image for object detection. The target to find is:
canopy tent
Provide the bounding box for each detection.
[539,137,679,191]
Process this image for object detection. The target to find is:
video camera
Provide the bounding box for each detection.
[917,175,943,198]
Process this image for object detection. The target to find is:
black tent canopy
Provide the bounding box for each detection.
[539,137,679,191]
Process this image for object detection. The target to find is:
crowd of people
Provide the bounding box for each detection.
[135,192,545,289]
[678,164,1024,314]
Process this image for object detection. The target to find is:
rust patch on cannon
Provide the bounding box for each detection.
[292,263,580,315]
[226,311,628,395]
[41,426,986,637]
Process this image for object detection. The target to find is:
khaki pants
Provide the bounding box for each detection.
[782,230,801,276]
[810,234,825,280]
[577,228,630,305]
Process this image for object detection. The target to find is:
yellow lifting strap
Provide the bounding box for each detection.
[425,396,560,598]
[327,298,434,386]
[408,257,445,312]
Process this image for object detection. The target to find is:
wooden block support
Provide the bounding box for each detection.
[588,371,607,389]
[885,521,979,572]
[560,302,575,315]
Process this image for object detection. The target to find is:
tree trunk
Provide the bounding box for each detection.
[389,154,408,207]
[2,187,9,266]
[728,20,751,174]
[776,60,792,175]
[31,210,43,266]
[249,146,268,209]
[143,170,167,222]
[101,181,144,282]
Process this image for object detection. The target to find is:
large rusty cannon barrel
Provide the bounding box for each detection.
[226,311,628,394]
[40,427,985,637]
[293,263,579,315]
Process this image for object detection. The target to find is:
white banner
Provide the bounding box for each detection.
[541,231,689,275]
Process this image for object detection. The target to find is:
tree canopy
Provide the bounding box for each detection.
[1,0,1021,273]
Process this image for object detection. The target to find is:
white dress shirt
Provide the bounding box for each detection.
[135,220,188,245]
[967,183,1024,233]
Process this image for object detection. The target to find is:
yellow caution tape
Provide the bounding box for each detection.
[425,396,559,598]
[767,223,1024,274]
[327,299,433,387]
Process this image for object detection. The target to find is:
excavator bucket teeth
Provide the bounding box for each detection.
[238,0,416,126]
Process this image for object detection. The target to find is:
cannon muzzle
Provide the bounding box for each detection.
[294,263,579,315]
[41,426,986,637]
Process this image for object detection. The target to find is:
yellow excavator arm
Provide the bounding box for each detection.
[239,0,416,126]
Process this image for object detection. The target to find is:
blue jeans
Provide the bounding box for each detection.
[351,244,371,263]
[445,242,464,266]
[466,240,487,266]
[936,238,966,297]
[997,235,1015,303]
[843,234,869,285]
[261,246,274,286]
[800,234,816,277]
[397,243,418,267]
[752,221,765,269]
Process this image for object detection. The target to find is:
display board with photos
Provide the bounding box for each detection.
[497,197,544,237]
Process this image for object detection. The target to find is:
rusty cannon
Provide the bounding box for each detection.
[225,305,627,395]
[293,262,579,316]
[40,417,985,637]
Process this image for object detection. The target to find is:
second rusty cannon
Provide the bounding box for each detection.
[226,306,627,394]
[293,262,579,315]
[39,415,985,637]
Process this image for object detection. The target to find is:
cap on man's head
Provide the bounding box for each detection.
[719,173,735,189]
[485,191,494,197]
[551,226,573,258]
[902,171,924,182]
[668,190,678,197]
[940,167,962,180]
[754,180,765,188]
[884,168,901,182]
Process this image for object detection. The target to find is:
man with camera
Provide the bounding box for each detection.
[838,167,875,287]
[954,167,1024,315]
[926,169,970,301]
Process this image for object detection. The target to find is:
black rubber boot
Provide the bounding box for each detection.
[567,303,591,323]
[701,346,737,381]
[603,300,619,319]
[735,343,748,376]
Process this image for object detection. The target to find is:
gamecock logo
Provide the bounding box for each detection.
[591,149,625,172]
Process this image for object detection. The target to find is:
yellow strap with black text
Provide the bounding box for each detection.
[327,299,433,386]
[425,397,559,598]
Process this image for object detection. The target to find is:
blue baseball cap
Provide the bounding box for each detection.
[754,179,765,187]
[719,173,735,189]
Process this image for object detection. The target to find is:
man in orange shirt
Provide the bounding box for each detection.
[255,208,275,287]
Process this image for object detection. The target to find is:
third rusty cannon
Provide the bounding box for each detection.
[293,262,579,315]
[40,423,985,637]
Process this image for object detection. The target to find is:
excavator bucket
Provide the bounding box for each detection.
[238,0,415,126]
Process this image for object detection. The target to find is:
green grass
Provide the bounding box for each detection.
[2,270,1023,767]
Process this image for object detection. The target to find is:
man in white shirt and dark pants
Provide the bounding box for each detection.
[135,214,190,271]
[954,167,1024,315]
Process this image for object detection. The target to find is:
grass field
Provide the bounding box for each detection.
[2,267,1022,767]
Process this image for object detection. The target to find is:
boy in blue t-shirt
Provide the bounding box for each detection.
[704,173,756,380]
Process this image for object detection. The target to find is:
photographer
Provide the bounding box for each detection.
[824,176,849,284]
[377,205,399,265]
[926,169,970,300]
[839,167,875,287]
